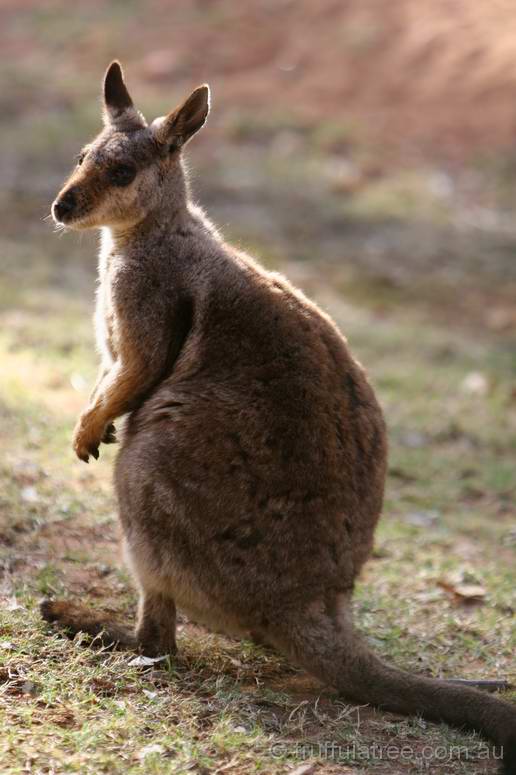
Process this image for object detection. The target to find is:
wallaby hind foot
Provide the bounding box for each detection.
[40,593,177,657]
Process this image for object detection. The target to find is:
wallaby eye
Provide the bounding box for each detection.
[108,164,137,187]
[76,151,86,166]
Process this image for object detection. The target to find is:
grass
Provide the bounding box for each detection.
[0,231,515,774]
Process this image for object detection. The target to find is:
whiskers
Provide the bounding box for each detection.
[42,211,68,236]
[54,222,68,236]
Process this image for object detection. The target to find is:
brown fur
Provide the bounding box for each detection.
[43,63,516,773]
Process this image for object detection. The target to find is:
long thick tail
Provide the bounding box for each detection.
[359,653,515,773]
[268,611,516,774]
[342,646,516,766]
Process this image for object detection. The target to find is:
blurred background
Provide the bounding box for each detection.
[1,4,515,773]
[3,0,516,328]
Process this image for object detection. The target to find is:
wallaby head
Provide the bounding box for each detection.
[52,61,210,230]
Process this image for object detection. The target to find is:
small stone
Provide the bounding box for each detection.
[461,372,488,397]
[20,486,39,504]
[405,510,440,527]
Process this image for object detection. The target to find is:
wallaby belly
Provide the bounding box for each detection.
[115,375,386,628]
[123,534,252,638]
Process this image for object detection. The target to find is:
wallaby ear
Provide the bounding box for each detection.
[154,85,210,150]
[102,61,146,129]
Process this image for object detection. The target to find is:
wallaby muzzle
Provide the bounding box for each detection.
[52,187,77,223]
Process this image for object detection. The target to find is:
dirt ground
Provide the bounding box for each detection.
[3,0,516,333]
[6,0,516,158]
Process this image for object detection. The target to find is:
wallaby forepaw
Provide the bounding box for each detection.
[72,423,115,462]
[72,413,104,463]
[73,441,98,463]
[73,435,100,463]
[102,422,117,444]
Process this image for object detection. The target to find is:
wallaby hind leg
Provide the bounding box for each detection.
[40,591,177,657]
[135,591,177,657]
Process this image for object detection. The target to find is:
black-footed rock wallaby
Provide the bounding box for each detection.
[43,62,516,773]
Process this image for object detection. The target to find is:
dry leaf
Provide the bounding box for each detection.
[438,579,486,604]
[50,708,76,728]
[128,655,167,667]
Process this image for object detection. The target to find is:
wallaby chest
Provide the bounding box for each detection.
[95,231,122,367]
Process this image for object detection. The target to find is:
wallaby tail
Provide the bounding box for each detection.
[342,646,516,773]
[268,609,516,774]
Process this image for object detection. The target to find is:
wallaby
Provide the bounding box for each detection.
[42,62,516,772]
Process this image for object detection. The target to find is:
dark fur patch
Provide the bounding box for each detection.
[235,528,264,550]
[215,524,264,550]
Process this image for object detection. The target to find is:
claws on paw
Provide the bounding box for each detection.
[73,434,101,463]
[73,417,115,462]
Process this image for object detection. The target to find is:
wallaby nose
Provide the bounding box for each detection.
[53,189,76,221]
